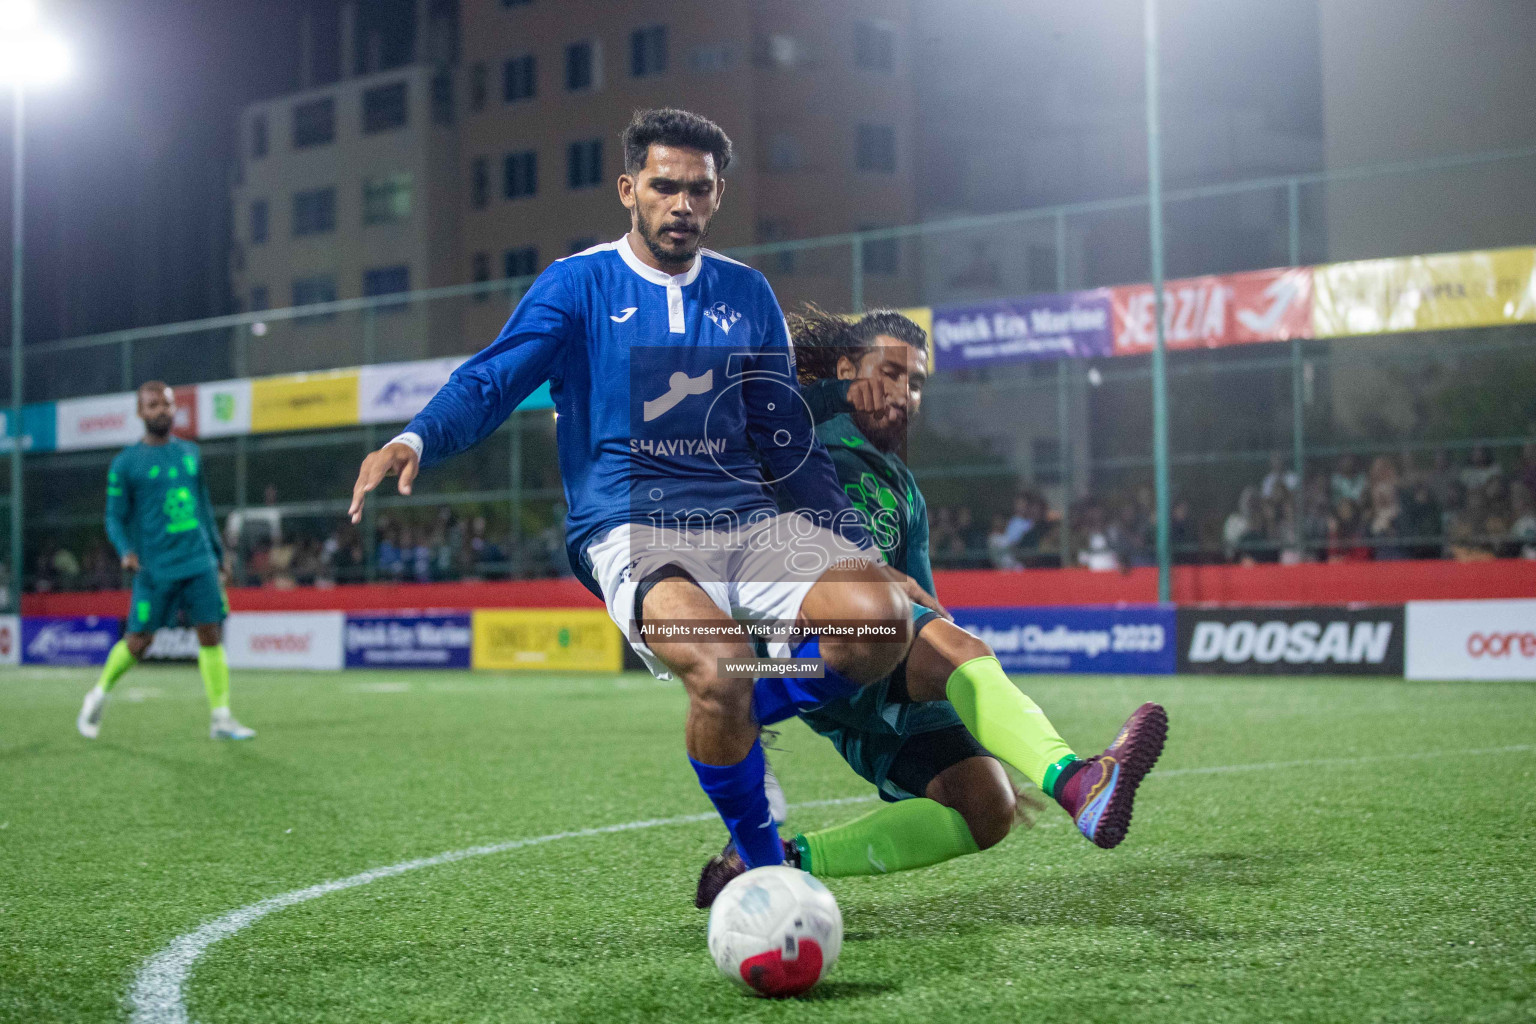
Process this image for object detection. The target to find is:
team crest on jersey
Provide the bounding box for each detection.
[705,302,742,334]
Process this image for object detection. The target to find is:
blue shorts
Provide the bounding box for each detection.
[128,569,228,634]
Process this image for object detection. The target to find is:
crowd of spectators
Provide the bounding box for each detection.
[23,443,1536,591]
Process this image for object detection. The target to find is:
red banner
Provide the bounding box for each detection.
[1111,266,1312,355]
[172,385,198,439]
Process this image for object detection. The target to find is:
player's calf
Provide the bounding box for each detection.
[925,755,1017,851]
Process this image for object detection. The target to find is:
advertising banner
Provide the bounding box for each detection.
[472,609,623,672]
[1112,267,1313,356]
[0,403,57,454]
[1313,246,1536,338]
[224,611,345,670]
[345,612,473,668]
[197,379,253,438]
[21,616,122,666]
[358,357,464,425]
[54,392,143,452]
[932,290,1113,369]
[0,615,19,666]
[949,605,1176,675]
[142,626,200,662]
[172,385,198,439]
[250,370,360,433]
[1176,606,1403,675]
[1405,599,1536,681]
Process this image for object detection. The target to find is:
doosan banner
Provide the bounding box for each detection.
[1176,606,1404,675]
[949,606,1175,675]
[933,291,1113,369]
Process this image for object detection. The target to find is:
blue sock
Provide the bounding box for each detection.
[751,635,863,725]
[689,739,786,869]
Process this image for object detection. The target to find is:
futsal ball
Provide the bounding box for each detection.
[707,865,843,997]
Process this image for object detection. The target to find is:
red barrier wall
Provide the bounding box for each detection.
[22,559,1536,618]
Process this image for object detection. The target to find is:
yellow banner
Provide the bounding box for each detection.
[250,370,361,433]
[472,608,623,672]
[898,306,935,366]
[1313,246,1536,337]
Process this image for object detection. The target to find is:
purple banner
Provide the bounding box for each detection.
[932,290,1113,369]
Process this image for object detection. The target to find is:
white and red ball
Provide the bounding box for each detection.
[707,865,843,997]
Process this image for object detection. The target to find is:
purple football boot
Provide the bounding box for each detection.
[1057,702,1168,849]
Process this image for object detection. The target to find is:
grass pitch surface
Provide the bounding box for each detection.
[1,667,1533,1024]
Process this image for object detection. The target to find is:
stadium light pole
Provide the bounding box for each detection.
[1142,0,1173,603]
[2,0,71,611]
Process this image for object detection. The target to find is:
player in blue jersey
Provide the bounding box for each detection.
[347,109,1082,870]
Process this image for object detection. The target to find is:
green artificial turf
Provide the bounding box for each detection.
[1,667,1533,1023]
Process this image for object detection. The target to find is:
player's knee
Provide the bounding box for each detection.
[674,648,755,722]
[125,633,153,659]
[962,782,1017,851]
[819,581,910,684]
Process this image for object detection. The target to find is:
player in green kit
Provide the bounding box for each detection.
[76,382,255,741]
[696,309,1166,904]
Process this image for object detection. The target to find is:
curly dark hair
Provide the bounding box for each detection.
[621,108,734,175]
[788,305,927,386]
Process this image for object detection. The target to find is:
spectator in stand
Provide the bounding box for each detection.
[268,535,297,588]
[1426,449,1459,513]
[1446,488,1493,561]
[1508,481,1536,559]
[1327,497,1371,563]
[954,506,986,566]
[1460,445,1502,491]
[1398,479,1444,559]
[1223,486,1263,564]
[379,527,404,579]
[1367,456,1404,559]
[929,506,960,566]
[1169,498,1197,564]
[1300,475,1331,562]
[986,513,1021,570]
[1519,442,1536,499]
[1261,452,1299,502]
[1108,500,1152,568]
[410,530,433,582]
[1076,505,1119,571]
[1330,454,1367,506]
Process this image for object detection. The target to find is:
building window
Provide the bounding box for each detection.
[757,218,796,274]
[249,199,268,244]
[631,26,668,77]
[504,246,538,278]
[565,40,598,91]
[292,187,337,236]
[362,81,408,133]
[292,274,337,309]
[249,285,269,312]
[431,69,454,125]
[764,134,805,173]
[1032,437,1063,485]
[757,34,802,68]
[471,156,489,208]
[504,150,538,198]
[363,265,411,297]
[689,44,735,73]
[469,63,488,111]
[292,97,335,148]
[860,227,898,275]
[567,139,603,189]
[250,113,268,158]
[503,55,535,102]
[362,173,413,225]
[567,236,597,255]
[856,123,896,172]
[471,252,490,302]
[854,20,895,72]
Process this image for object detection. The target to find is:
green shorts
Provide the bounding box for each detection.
[128,568,228,634]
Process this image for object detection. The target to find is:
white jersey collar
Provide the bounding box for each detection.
[616,234,702,288]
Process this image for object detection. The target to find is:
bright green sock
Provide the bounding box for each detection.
[945,655,1079,797]
[795,798,979,878]
[198,645,231,713]
[95,640,138,694]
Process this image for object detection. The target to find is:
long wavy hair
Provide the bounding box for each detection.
[788,304,927,387]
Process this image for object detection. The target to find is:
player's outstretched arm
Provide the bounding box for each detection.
[348,442,419,524]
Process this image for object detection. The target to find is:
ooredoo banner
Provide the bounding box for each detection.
[224,611,345,670]
[54,392,143,452]
[21,616,122,667]
[1176,606,1403,675]
[1111,266,1313,356]
[932,291,1113,369]
[949,606,1175,675]
[345,613,473,668]
[1405,599,1536,681]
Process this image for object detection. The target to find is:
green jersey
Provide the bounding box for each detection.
[105,438,223,582]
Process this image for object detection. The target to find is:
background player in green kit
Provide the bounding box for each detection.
[76,382,255,741]
[696,310,1166,904]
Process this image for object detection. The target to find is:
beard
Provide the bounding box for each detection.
[144,416,174,437]
[637,213,709,267]
[855,409,908,454]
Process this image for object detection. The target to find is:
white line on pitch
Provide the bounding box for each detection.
[126,744,1535,1024]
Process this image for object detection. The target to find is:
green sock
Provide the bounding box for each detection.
[198,645,231,713]
[795,799,979,878]
[945,656,1079,797]
[95,640,138,694]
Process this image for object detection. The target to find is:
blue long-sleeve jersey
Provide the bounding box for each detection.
[404,236,869,594]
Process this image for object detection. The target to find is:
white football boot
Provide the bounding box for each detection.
[210,710,256,740]
[761,730,789,826]
[77,687,107,739]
